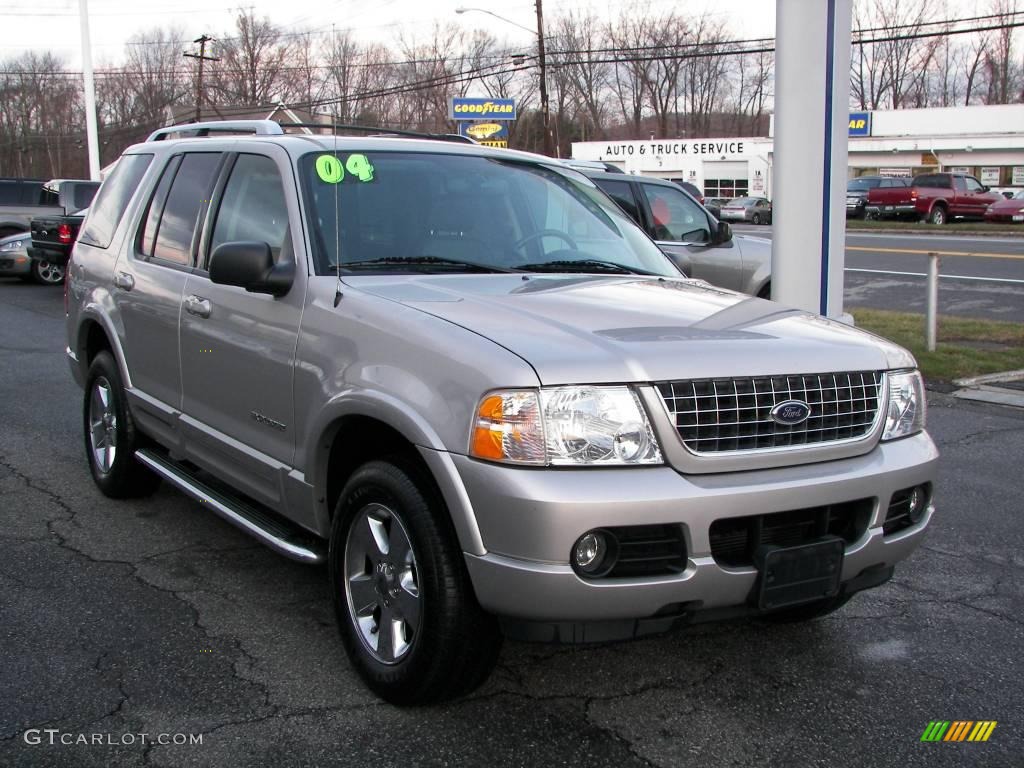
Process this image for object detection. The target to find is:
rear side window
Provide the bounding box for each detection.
[79,154,154,249]
[596,179,642,224]
[72,183,99,212]
[209,154,291,266]
[150,153,222,266]
[913,174,949,189]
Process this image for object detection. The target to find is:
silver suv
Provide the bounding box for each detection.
[66,120,937,705]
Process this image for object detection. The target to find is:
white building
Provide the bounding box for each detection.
[570,103,1024,199]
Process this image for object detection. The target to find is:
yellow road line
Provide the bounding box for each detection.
[847,245,1024,260]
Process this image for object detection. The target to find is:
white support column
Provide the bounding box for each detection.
[79,0,101,181]
[771,0,853,318]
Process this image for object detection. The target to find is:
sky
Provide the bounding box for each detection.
[1,0,780,68]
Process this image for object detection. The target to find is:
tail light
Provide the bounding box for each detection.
[910,189,918,200]
[58,223,72,244]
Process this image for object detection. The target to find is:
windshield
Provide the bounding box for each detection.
[727,198,754,206]
[299,150,679,276]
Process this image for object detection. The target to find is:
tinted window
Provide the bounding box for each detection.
[137,156,181,258]
[847,178,881,191]
[80,154,154,249]
[71,183,99,212]
[913,174,949,189]
[152,153,222,266]
[210,154,291,266]
[640,184,710,243]
[0,182,22,205]
[595,179,641,224]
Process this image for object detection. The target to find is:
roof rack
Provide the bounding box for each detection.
[147,120,284,142]
[277,122,475,144]
[146,119,477,146]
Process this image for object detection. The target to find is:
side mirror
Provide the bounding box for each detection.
[209,241,293,297]
[709,219,732,246]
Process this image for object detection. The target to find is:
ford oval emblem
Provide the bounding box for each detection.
[770,400,811,426]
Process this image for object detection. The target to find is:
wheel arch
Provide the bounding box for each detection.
[308,397,485,556]
[75,311,132,389]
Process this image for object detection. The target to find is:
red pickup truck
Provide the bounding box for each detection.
[865,172,1001,224]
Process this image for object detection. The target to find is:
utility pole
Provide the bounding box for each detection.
[534,0,552,157]
[183,35,220,122]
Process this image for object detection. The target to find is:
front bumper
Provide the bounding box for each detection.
[458,430,937,622]
[0,250,31,276]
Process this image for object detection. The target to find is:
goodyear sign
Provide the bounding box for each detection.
[849,112,872,137]
[459,122,509,148]
[450,97,516,120]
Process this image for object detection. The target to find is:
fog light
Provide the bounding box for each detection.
[574,532,606,571]
[907,485,929,523]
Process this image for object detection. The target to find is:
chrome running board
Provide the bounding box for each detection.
[135,449,324,564]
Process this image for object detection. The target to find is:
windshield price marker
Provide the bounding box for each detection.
[315,154,375,184]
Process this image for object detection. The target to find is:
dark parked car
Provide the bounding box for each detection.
[846,176,910,218]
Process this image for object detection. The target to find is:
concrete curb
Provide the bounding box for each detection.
[950,369,1024,409]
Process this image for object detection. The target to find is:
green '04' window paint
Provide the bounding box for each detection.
[315,154,375,184]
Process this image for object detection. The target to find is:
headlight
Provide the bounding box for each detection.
[470,386,663,466]
[882,370,926,441]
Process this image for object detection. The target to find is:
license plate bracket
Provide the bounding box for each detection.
[754,537,845,611]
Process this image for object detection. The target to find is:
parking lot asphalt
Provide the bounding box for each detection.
[731,226,1024,322]
[1,279,1022,767]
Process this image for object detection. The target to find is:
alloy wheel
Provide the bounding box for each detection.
[88,376,117,473]
[36,261,65,284]
[344,502,421,664]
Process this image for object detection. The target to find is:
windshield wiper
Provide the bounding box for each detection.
[517,259,651,275]
[336,256,514,273]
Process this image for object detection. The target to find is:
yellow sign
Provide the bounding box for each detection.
[920,152,939,166]
[465,123,504,140]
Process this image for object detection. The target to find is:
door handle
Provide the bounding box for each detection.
[184,295,212,318]
[114,271,134,291]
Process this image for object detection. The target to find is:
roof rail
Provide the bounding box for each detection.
[146,120,285,142]
[276,122,476,144]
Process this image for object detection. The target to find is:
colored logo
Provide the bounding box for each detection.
[465,122,504,140]
[450,97,517,120]
[849,111,872,137]
[921,721,997,742]
[770,400,811,426]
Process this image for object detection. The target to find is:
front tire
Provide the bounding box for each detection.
[329,459,501,705]
[30,258,65,285]
[83,351,160,498]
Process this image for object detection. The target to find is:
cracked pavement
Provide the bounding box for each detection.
[1,279,1022,767]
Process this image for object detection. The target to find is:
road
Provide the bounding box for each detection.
[732,225,1024,322]
[1,281,1022,767]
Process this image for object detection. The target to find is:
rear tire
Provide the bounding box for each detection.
[30,258,65,285]
[752,213,762,225]
[83,351,160,498]
[329,459,501,705]
[927,205,947,225]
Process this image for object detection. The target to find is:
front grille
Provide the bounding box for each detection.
[607,524,687,578]
[709,500,871,567]
[657,371,884,454]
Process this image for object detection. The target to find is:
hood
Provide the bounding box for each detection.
[350,274,915,385]
[989,198,1024,212]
